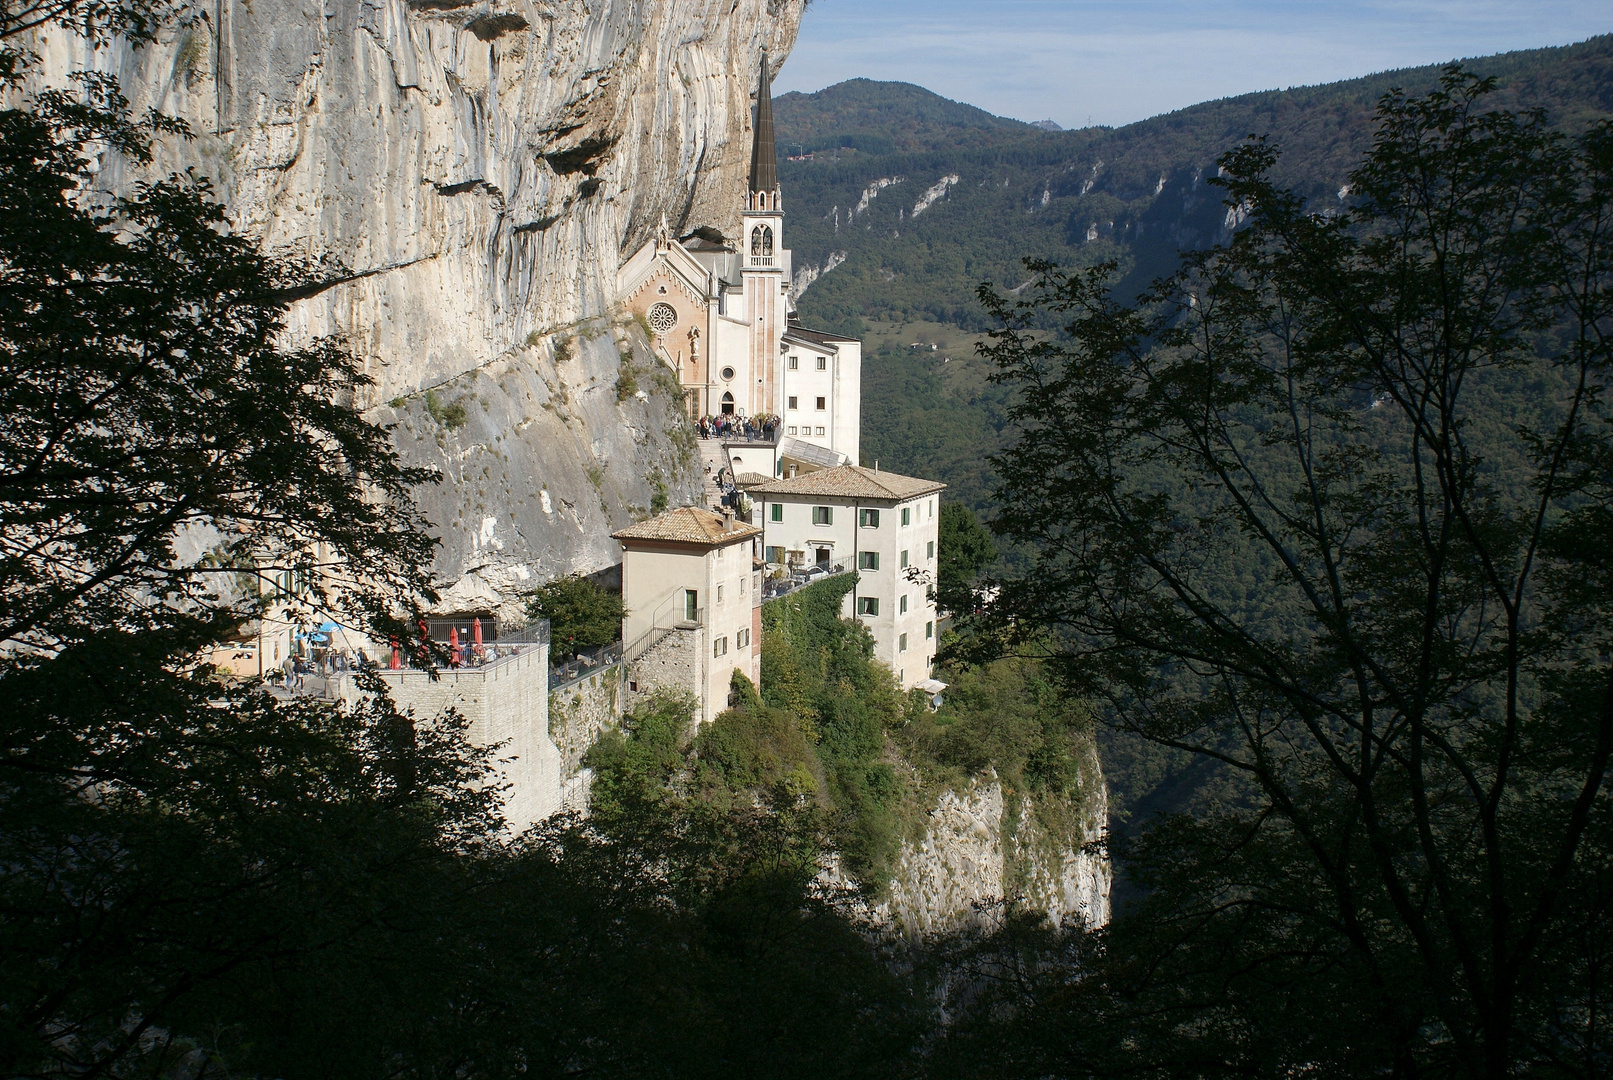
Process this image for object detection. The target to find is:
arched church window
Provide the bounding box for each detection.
[750,225,773,257]
[720,392,735,415]
[648,302,678,334]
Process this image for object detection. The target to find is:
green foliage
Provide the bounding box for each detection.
[935,502,996,615]
[973,69,1613,1077]
[615,357,639,401]
[524,574,623,657]
[423,387,468,429]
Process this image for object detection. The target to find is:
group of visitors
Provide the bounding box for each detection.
[697,413,779,441]
[273,647,374,695]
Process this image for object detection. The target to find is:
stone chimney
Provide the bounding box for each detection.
[786,464,798,478]
[722,507,736,530]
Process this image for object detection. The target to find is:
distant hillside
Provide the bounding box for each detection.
[776,35,1613,513]
[781,34,1613,336]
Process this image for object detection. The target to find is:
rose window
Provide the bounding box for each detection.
[648,302,678,334]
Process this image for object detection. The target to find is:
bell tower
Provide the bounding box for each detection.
[741,51,785,419]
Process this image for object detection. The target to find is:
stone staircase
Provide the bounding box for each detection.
[696,437,730,508]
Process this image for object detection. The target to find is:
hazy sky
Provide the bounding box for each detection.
[773,1,1613,129]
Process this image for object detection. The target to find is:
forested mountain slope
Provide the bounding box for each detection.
[781,34,1613,334]
[775,36,1613,513]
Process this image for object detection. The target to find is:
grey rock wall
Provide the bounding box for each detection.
[23,0,804,604]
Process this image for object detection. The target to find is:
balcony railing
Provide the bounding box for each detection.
[747,255,775,267]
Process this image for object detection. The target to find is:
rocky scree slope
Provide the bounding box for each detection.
[24,0,805,614]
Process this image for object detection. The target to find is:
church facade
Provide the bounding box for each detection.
[615,54,861,472]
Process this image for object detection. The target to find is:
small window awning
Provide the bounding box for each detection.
[916,678,948,695]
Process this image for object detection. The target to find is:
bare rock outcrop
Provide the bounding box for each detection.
[22,0,805,604]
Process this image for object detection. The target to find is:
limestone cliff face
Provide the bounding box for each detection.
[26,0,804,607]
[877,775,1111,936]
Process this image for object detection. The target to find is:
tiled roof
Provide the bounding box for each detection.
[733,471,774,487]
[612,506,760,546]
[746,464,946,501]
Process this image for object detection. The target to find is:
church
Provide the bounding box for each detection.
[615,54,861,475]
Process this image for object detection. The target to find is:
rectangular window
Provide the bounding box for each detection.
[714,636,728,657]
[901,507,911,526]
[899,632,908,652]
[859,551,880,570]
[788,426,798,435]
[927,540,935,560]
[766,545,784,563]
[770,503,783,522]
[787,395,798,410]
[929,500,935,519]
[926,620,934,639]
[815,426,826,436]
[815,396,826,410]
[816,356,828,370]
[860,508,880,528]
[788,355,799,370]
[739,576,746,595]
[899,594,908,614]
[900,549,910,568]
[737,628,750,648]
[857,597,879,616]
[813,506,833,526]
[684,589,698,623]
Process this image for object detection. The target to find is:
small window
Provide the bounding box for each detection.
[684,589,698,622]
[860,508,880,528]
[925,621,933,639]
[788,355,799,370]
[770,503,783,522]
[766,545,785,563]
[815,396,826,410]
[717,584,724,603]
[859,552,880,570]
[737,628,750,648]
[900,594,908,614]
[900,549,910,568]
[899,633,908,652]
[816,356,828,370]
[739,576,746,595]
[787,395,798,410]
[788,426,798,435]
[857,597,879,616]
[927,540,935,560]
[815,427,825,436]
[714,636,728,657]
[813,506,833,526]
[901,507,911,526]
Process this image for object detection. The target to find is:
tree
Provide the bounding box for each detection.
[935,502,996,616]
[526,574,625,657]
[0,9,489,1075]
[974,70,1613,1078]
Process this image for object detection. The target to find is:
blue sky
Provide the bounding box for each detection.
[773,1,1613,129]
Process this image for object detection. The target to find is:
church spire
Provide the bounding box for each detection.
[748,51,778,197]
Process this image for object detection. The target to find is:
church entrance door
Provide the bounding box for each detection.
[720,392,735,415]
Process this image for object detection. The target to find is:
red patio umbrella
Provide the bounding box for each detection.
[472,617,482,646]
[449,626,460,666]
[389,636,401,670]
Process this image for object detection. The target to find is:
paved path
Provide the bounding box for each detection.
[697,437,730,508]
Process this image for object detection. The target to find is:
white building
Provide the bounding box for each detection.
[615,52,861,473]
[613,507,762,724]
[746,465,945,690]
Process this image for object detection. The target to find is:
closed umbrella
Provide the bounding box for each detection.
[449,626,460,667]
[472,617,482,646]
[389,637,401,670]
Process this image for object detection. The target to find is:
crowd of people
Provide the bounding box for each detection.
[696,413,779,441]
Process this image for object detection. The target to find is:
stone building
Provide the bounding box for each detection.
[614,506,762,723]
[615,53,861,472]
[746,465,945,689]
